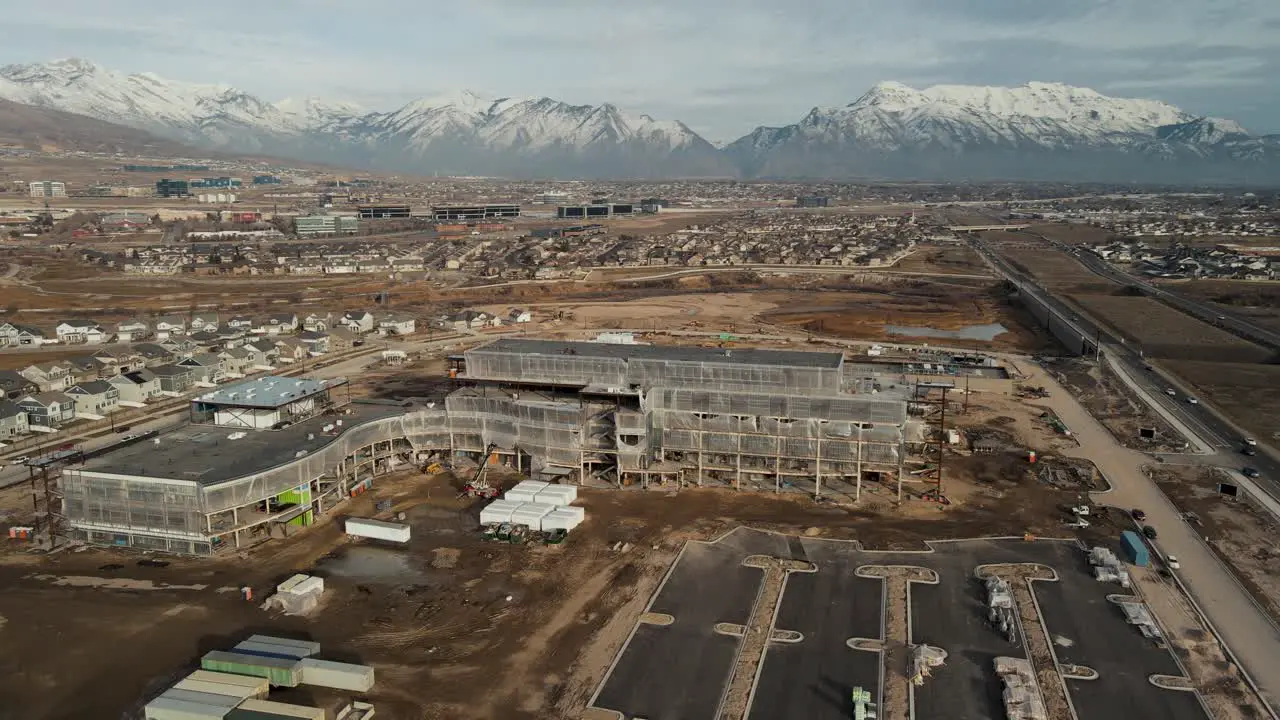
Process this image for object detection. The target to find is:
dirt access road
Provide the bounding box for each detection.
[1018,358,1280,710]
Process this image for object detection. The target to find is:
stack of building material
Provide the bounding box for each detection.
[994,657,1046,720]
[509,502,556,531]
[266,577,326,616]
[540,505,586,532]
[201,650,302,688]
[532,483,577,506]
[298,657,376,692]
[345,517,411,543]
[503,480,549,503]
[479,498,524,525]
[226,698,325,719]
[173,671,270,701]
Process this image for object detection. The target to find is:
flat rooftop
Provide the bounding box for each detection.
[471,339,844,370]
[194,375,334,409]
[80,402,403,486]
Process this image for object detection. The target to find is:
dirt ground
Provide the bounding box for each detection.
[1024,223,1116,247]
[1147,464,1280,624]
[1155,279,1280,333]
[997,245,1119,294]
[1044,357,1187,451]
[886,244,993,276]
[1069,294,1273,363]
[1159,360,1280,444]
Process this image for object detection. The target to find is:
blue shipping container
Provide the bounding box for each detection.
[1120,530,1149,567]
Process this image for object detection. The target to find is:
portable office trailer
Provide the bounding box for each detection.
[229,698,326,719]
[161,689,243,708]
[345,517,411,543]
[184,670,271,697]
[201,650,302,687]
[298,657,376,692]
[144,696,231,720]
[244,636,321,657]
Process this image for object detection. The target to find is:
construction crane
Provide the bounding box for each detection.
[461,443,499,498]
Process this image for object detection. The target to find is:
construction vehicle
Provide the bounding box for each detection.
[459,443,500,498]
[424,462,444,475]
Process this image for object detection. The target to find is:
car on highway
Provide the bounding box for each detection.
[1167,555,1180,570]
[1142,525,1158,539]
[1245,437,1258,446]
[12,455,29,464]
[1243,467,1261,479]
[1165,388,1177,396]
[1243,446,1257,456]
[1132,508,1147,522]
[1186,397,1198,405]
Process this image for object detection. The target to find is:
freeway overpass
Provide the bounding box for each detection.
[947,224,1030,232]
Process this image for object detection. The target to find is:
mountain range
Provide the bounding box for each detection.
[1,58,1276,183]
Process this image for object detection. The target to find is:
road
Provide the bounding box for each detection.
[969,236,1280,710]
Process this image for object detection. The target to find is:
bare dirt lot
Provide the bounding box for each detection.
[1045,357,1186,451]
[1148,464,1280,624]
[1069,294,1273,363]
[885,244,993,276]
[998,245,1120,294]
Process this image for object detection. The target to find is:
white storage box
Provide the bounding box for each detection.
[509,502,556,531]
[541,509,584,532]
[549,504,584,521]
[298,657,376,692]
[276,574,310,595]
[479,499,523,525]
[502,488,539,503]
[233,699,325,719]
[345,517,411,543]
[533,484,578,506]
[243,636,320,657]
[172,679,259,701]
[291,576,324,596]
[512,480,550,493]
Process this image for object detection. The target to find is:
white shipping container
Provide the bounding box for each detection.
[184,671,271,695]
[277,574,310,594]
[172,679,258,701]
[549,505,585,521]
[540,510,584,532]
[533,484,577,506]
[161,689,242,708]
[345,517,411,543]
[234,640,311,659]
[479,499,522,525]
[144,697,230,720]
[243,636,321,657]
[510,502,556,531]
[512,480,550,493]
[502,488,539,503]
[234,698,325,719]
[298,657,376,692]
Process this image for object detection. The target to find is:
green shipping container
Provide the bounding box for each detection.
[200,650,301,687]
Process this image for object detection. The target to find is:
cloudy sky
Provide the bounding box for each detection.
[2,0,1277,140]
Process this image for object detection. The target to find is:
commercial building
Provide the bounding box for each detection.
[28,181,66,198]
[431,205,520,221]
[197,193,237,204]
[190,177,243,189]
[294,215,358,237]
[556,203,635,219]
[357,205,411,220]
[253,175,282,185]
[796,195,830,208]
[63,340,912,555]
[155,179,191,198]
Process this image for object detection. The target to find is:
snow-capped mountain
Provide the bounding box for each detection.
[725,81,1280,182]
[0,58,728,178]
[0,60,1274,182]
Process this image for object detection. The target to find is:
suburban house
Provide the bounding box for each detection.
[227,315,255,331]
[240,341,277,370]
[0,370,38,400]
[177,353,225,385]
[114,318,150,342]
[339,310,375,334]
[20,361,72,392]
[190,312,220,332]
[274,337,311,363]
[302,312,333,332]
[153,315,187,340]
[378,313,417,336]
[218,347,254,377]
[66,380,120,418]
[327,327,360,351]
[151,364,195,394]
[55,319,108,345]
[134,342,176,367]
[449,310,497,331]
[0,322,46,347]
[262,313,299,335]
[108,369,161,405]
[297,330,330,354]
[63,355,108,383]
[0,400,29,438]
[94,348,144,375]
[507,308,533,323]
[18,392,77,427]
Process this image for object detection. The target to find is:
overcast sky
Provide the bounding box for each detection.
[2,0,1277,141]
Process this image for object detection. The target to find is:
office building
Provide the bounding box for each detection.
[28,181,66,198]
[796,196,830,208]
[430,205,520,221]
[155,179,191,198]
[357,205,411,220]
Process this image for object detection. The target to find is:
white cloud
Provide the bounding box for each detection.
[1,0,1277,139]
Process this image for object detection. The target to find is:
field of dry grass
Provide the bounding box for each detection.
[1069,294,1273,362]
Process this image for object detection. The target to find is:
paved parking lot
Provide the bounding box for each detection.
[1035,552,1209,720]
[591,541,764,720]
[748,541,883,720]
[591,529,1211,720]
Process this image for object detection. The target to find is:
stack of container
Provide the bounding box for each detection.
[503,480,549,503]
[540,505,585,532]
[509,502,556,531]
[201,650,302,688]
[478,498,524,525]
[482,480,587,534]
[173,671,269,701]
[532,483,577,506]
[233,637,319,661]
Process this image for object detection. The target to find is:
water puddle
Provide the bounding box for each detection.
[314,545,429,584]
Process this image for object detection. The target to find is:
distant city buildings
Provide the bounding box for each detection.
[796,196,830,208]
[155,179,191,198]
[252,175,282,185]
[294,215,358,237]
[431,205,520,221]
[556,203,636,219]
[357,205,411,220]
[28,181,66,198]
[190,177,243,189]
